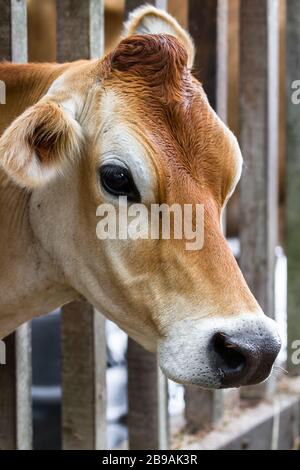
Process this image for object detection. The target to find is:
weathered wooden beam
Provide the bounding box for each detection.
[188,0,228,116]
[128,340,169,450]
[286,0,300,376]
[185,0,231,432]
[0,0,28,63]
[240,0,279,328]
[180,383,300,450]
[57,0,104,62]
[57,0,107,450]
[125,0,168,17]
[0,0,11,60]
[0,0,32,450]
[239,0,280,397]
[124,0,169,451]
[61,302,106,450]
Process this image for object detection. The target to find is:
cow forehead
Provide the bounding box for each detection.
[101,34,241,181]
[97,78,242,205]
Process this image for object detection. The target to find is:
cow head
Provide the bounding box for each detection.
[0,6,281,388]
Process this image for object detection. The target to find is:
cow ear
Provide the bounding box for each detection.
[124,5,195,69]
[0,99,83,188]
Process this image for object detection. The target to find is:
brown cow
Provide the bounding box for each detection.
[0,6,281,388]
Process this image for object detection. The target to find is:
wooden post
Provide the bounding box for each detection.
[0,0,32,450]
[125,0,168,16]
[57,0,104,62]
[188,0,228,114]
[286,0,300,376]
[61,302,106,450]
[185,0,231,433]
[239,0,280,397]
[124,0,169,451]
[57,0,107,450]
[127,341,169,450]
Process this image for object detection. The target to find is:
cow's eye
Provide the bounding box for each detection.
[99,164,141,202]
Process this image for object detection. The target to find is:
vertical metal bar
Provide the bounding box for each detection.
[286,0,300,376]
[0,0,32,450]
[57,0,107,450]
[239,0,280,397]
[124,0,169,451]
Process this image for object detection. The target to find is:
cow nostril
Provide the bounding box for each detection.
[212,333,247,373]
[209,327,281,388]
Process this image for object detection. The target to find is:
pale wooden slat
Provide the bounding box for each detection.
[286,0,300,376]
[0,326,32,450]
[239,0,280,398]
[185,0,231,432]
[61,302,106,450]
[221,0,241,418]
[125,0,168,17]
[155,0,168,10]
[57,0,90,62]
[89,0,105,59]
[57,0,107,450]
[0,0,32,450]
[15,325,32,449]
[185,386,222,434]
[128,340,169,450]
[124,0,169,451]
[11,0,28,64]
[240,0,279,326]
[57,0,105,62]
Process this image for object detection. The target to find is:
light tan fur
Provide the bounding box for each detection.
[0,7,280,387]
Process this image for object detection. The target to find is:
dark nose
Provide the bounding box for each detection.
[210,331,281,388]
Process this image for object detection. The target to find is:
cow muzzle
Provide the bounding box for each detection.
[158,313,281,389]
